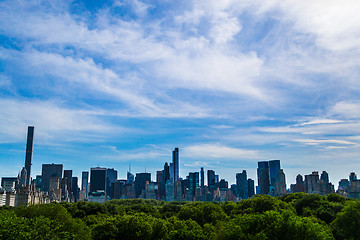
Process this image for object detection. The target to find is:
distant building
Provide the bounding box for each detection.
[134,173,151,198]
[248,179,255,198]
[257,161,270,194]
[236,170,248,199]
[305,171,320,194]
[81,171,89,198]
[106,168,117,198]
[41,163,63,193]
[207,170,216,191]
[172,148,180,184]
[24,126,34,186]
[90,167,107,194]
[274,169,286,196]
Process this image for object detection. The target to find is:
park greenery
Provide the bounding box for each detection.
[1,193,360,239]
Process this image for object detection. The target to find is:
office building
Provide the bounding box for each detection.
[106,168,117,198]
[41,164,63,193]
[248,178,255,197]
[208,170,216,190]
[274,169,286,196]
[236,170,248,199]
[269,160,281,186]
[257,161,270,194]
[134,173,151,198]
[90,167,107,194]
[81,171,89,196]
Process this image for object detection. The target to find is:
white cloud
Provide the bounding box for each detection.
[0,99,117,143]
[183,143,259,159]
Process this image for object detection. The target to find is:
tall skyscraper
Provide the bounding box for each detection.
[207,170,216,189]
[172,148,179,183]
[41,163,63,193]
[106,168,117,197]
[81,171,89,193]
[269,160,281,186]
[63,170,73,194]
[257,161,270,195]
[304,171,320,194]
[163,162,170,183]
[134,173,151,198]
[248,178,255,197]
[24,126,34,185]
[274,169,286,196]
[90,167,107,194]
[71,177,79,202]
[236,170,248,199]
[188,172,199,197]
[200,167,205,188]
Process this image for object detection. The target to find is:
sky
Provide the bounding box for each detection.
[1,0,360,187]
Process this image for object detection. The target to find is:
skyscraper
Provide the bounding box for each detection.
[24,126,34,185]
[41,163,63,193]
[236,170,248,199]
[90,167,107,194]
[188,172,199,197]
[172,148,179,183]
[207,170,216,190]
[134,173,151,198]
[81,171,89,193]
[106,168,117,198]
[269,160,281,186]
[257,161,270,195]
[200,167,205,188]
[248,178,255,198]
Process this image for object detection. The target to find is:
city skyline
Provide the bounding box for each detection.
[1,1,360,185]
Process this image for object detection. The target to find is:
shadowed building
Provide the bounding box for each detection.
[257,161,270,194]
[24,126,34,186]
[41,164,63,193]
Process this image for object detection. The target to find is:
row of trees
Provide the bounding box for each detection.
[1,193,360,239]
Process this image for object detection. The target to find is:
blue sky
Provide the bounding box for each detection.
[1,0,360,186]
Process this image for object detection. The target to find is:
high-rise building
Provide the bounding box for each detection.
[248,178,255,197]
[188,172,199,197]
[127,171,134,184]
[274,169,286,196]
[257,161,270,195]
[41,163,63,193]
[106,168,117,198]
[269,160,280,186]
[304,171,320,194]
[236,170,248,199]
[349,172,357,182]
[172,148,179,183]
[207,170,216,189]
[134,173,151,198]
[321,171,329,183]
[19,167,27,188]
[157,171,165,199]
[24,126,34,185]
[71,177,79,202]
[81,171,89,194]
[200,167,205,188]
[63,170,72,198]
[90,167,107,194]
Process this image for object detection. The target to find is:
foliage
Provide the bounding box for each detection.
[331,200,360,239]
[1,193,359,239]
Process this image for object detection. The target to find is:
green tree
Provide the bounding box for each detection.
[177,202,227,226]
[332,200,360,239]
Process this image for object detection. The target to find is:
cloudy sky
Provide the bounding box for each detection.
[1,0,360,186]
